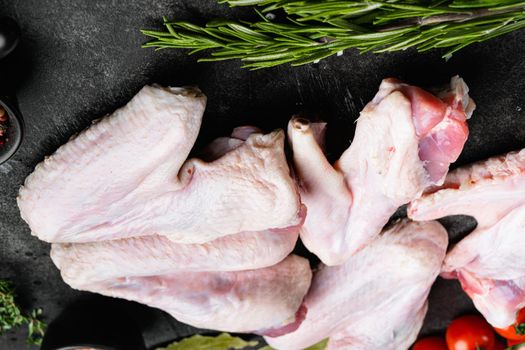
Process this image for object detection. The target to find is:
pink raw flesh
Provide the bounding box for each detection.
[400,85,469,183]
[401,86,447,136]
[457,272,525,328]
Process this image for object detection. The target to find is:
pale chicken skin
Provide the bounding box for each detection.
[50,228,301,288]
[52,254,312,334]
[18,86,302,244]
[265,220,448,350]
[49,123,304,286]
[290,76,473,265]
[409,149,525,328]
[18,85,311,334]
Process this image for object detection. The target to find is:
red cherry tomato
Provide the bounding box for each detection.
[508,339,525,349]
[412,336,447,350]
[495,309,525,342]
[446,315,496,350]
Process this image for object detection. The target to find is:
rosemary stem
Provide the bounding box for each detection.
[382,5,525,30]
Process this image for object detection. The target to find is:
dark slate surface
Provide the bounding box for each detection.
[0,1,524,349]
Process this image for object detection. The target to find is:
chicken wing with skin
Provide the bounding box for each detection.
[290,76,473,265]
[265,220,448,350]
[18,85,310,334]
[54,255,312,334]
[50,227,301,288]
[18,86,302,244]
[409,149,525,328]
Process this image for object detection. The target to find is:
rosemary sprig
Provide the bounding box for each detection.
[0,280,46,346]
[142,0,525,69]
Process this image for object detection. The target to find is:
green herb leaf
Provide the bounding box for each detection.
[304,339,329,350]
[515,322,525,335]
[259,338,328,350]
[156,333,259,350]
[26,309,46,346]
[0,280,46,346]
[0,280,26,333]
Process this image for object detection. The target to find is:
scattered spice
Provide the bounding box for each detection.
[0,106,8,148]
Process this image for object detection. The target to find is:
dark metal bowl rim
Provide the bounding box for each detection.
[0,96,23,165]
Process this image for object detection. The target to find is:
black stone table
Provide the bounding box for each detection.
[0,1,524,349]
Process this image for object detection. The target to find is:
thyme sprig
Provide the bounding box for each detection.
[0,280,46,346]
[142,0,525,69]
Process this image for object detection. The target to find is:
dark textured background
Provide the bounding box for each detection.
[0,1,523,349]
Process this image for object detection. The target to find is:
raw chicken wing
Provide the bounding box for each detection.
[18,85,311,334]
[18,86,302,244]
[409,149,525,327]
[265,220,448,350]
[50,228,300,287]
[290,76,473,265]
[52,254,312,334]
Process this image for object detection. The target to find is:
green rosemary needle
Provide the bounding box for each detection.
[142,0,525,69]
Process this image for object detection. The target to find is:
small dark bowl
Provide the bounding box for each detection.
[0,96,23,165]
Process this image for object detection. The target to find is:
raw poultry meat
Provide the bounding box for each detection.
[409,149,525,328]
[52,254,312,333]
[50,228,300,288]
[289,76,474,265]
[265,219,448,350]
[18,85,303,244]
[18,85,311,333]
